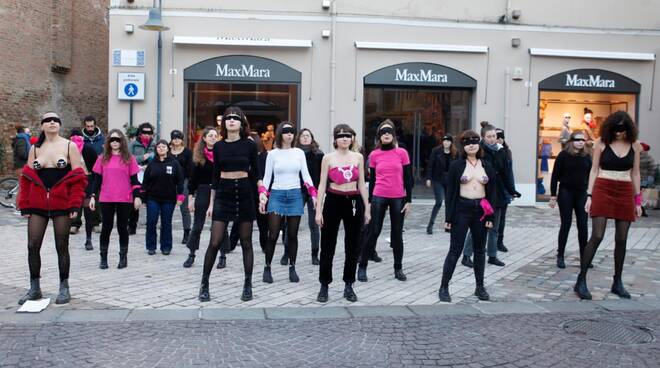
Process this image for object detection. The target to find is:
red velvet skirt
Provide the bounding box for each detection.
[590,177,635,222]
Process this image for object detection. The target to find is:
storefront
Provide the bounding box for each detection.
[184,55,301,146]
[362,62,476,194]
[536,68,640,201]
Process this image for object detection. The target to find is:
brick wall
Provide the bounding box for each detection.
[0,0,109,175]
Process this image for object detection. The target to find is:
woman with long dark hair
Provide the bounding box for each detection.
[549,131,591,269]
[199,106,261,302]
[315,124,370,302]
[89,129,142,269]
[296,128,324,265]
[425,134,457,234]
[17,112,87,305]
[259,122,317,283]
[358,119,413,282]
[183,127,218,268]
[169,130,193,245]
[575,111,642,300]
[142,140,185,255]
[438,130,496,302]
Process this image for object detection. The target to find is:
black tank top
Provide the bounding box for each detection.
[600,145,634,171]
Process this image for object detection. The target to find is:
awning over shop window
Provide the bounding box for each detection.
[364,62,477,88]
[538,68,641,93]
[174,36,312,48]
[355,41,488,54]
[184,55,301,83]
[529,48,655,61]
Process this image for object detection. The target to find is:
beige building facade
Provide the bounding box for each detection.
[107,0,660,204]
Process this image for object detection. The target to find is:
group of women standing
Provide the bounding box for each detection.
[16,108,643,305]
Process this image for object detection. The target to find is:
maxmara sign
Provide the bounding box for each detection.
[184,55,301,83]
[365,62,476,88]
[540,69,640,93]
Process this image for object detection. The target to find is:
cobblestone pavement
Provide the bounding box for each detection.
[1,309,659,367]
[0,203,659,311]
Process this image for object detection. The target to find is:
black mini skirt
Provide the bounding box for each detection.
[212,178,256,222]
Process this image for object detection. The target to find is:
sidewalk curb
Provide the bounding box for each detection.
[1,299,659,324]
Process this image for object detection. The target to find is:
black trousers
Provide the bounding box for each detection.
[359,196,405,270]
[128,207,139,231]
[187,185,212,252]
[319,192,364,285]
[557,187,588,258]
[497,203,508,247]
[441,198,486,287]
[99,202,132,256]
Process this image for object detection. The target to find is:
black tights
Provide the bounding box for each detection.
[265,214,301,266]
[27,214,71,281]
[580,217,631,280]
[202,220,254,279]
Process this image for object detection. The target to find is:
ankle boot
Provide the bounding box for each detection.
[99,253,108,269]
[262,266,273,283]
[181,229,190,245]
[317,284,329,302]
[241,277,253,301]
[556,255,566,269]
[198,276,210,302]
[611,276,631,299]
[183,254,195,268]
[461,255,473,268]
[438,285,451,302]
[216,255,226,269]
[574,274,592,300]
[55,280,70,304]
[357,266,368,282]
[84,238,93,251]
[311,249,319,265]
[394,269,407,281]
[289,265,300,283]
[343,283,358,302]
[280,253,289,266]
[426,224,433,235]
[474,285,490,301]
[18,278,42,305]
[118,253,127,269]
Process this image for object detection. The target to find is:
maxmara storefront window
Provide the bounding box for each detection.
[363,63,476,195]
[184,55,301,145]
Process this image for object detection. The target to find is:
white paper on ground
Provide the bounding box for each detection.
[17,298,50,313]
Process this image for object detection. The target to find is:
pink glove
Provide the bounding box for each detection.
[479,198,494,221]
[304,183,318,199]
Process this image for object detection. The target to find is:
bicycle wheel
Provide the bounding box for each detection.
[0,177,19,208]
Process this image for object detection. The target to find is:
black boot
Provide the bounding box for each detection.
[394,269,407,281]
[426,224,433,235]
[343,283,358,302]
[317,284,329,303]
[497,244,508,252]
[280,253,289,266]
[488,256,505,267]
[183,253,195,268]
[357,266,368,282]
[181,229,190,244]
[18,278,42,305]
[118,253,127,269]
[216,255,226,269]
[84,237,93,251]
[99,253,108,269]
[289,265,300,283]
[369,251,382,263]
[574,274,592,300]
[556,255,566,269]
[611,276,631,299]
[241,276,253,301]
[474,285,490,301]
[262,266,273,283]
[311,249,319,265]
[461,255,473,268]
[55,280,70,304]
[199,276,210,302]
[438,285,451,302]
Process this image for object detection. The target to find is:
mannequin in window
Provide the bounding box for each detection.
[581,108,595,143]
[558,113,572,149]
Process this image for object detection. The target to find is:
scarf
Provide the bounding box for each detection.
[483,142,500,152]
[139,135,152,148]
[204,147,214,163]
[70,136,84,153]
[299,144,312,154]
[380,143,394,151]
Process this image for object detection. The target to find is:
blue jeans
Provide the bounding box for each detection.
[427,181,446,228]
[146,199,176,252]
[463,207,502,258]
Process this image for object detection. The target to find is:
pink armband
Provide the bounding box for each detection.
[634,193,642,206]
[304,183,318,199]
[176,194,185,203]
[258,186,269,197]
[479,198,494,221]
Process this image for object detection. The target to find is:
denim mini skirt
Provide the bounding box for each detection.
[267,188,304,216]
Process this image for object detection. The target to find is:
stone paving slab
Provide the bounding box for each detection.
[347,305,416,317]
[472,301,548,314]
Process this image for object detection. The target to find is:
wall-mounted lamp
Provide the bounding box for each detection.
[322,0,331,10]
[511,9,522,20]
[321,29,331,38]
[124,24,135,34]
[511,38,521,48]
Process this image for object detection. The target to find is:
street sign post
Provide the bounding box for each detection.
[118,72,145,100]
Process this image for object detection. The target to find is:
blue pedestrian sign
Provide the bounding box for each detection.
[118,73,145,100]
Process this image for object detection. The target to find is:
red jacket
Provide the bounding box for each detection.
[19,166,88,214]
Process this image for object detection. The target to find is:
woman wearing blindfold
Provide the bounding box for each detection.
[575,111,642,300]
[199,106,262,302]
[425,134,457,235]
[357,119,413,283]
[127,122,156,234]
[438,130,497,302]
[17,112,87,305]
[259,122,318,284]
[314,124,370,303]
[549,131,591,269]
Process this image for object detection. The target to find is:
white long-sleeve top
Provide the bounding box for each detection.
[262,147,314,190]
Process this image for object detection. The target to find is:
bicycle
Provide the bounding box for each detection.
[0,177,19,208]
